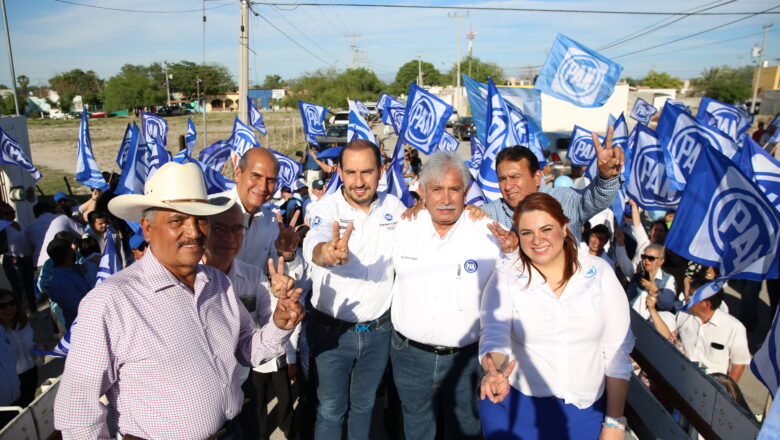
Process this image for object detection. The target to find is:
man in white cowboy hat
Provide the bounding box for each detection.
[54,161,305,440]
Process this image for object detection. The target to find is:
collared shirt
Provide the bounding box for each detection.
[480,175,621,243]
[303,189,406,322]
[675,309,751,375]
[54,249,291,440]
[578,242,614,268]
[36,214,84,267]
[0,326,20,405]
[391,211,504,347]
[226,187,279,278]
[480,253,634,409]
[6,324,35,374]
[26,212,57,263]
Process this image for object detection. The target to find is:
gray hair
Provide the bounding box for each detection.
[142,208,160,225]
[418,152,471,191]
[646,243,665,256]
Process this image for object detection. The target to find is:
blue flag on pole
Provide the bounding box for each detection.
[697,96,753,142]
[656,102,739,191]
[507,107,546,167]
[630,97,657,124]
[752,308,780,396]
[116,123,135,168]
[95,227,121,285]
[173,118,197,162]
[665,99,691,114]
[248,97,268,136]
[298,101,328,145]
[466,177,487,206]
[324,172,342,196]
[377,93,402,111]
[477,77,518,201]
[733,133,780,214]
[352,99,370,115]
[347,101,377,144]
[385,137,414,207]
[76,109,109,190]
[567,126,601,167]
[399,82,453,155]
[535,33,623,108]
[625,124,682,211]
[199,139,231,172]
[229,117,260,167]
[469,135,485,169]
[173,154,235,195]
[140,112,170,173]
[0,126,42,182]
[115,129,148,196]
[664,144,780,309]
[269,149,303,191]
[387,107,405,135]
[436,131,460,153]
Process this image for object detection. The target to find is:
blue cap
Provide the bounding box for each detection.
[553,176,574,188]
[129,234,146,250]
[53,192,69,202]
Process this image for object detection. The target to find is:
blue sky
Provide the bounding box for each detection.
[1,0,778,88]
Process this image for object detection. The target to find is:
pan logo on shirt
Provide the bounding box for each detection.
[312,216,322,226]
[464,259,478,273]
[384,213,393,221]
[584,266,597,278]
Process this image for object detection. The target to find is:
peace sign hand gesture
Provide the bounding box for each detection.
[318,221,354,266]
[593,126,625,180]
[480,356,517,404]
[268,257,297,299]
[267,256,305,330]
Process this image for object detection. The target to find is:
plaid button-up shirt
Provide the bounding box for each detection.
[54,250,290,440]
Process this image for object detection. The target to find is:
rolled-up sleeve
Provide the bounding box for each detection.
[600,269,634,380]
[479,269,513,361]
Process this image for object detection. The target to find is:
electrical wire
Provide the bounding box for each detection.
[617,27,780,61]
[267,6,337,61]
[253,11,333,67]
[54,0,234,14]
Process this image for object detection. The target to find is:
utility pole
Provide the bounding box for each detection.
[750,24,771,114]
[417,55,423,87]
[164,63,172,106]
[448,11,468,113]
[201,0,207,148]
[467,29,476,78]
[238,0,249,124]
[345,33,361,69]
[1,0,19,116]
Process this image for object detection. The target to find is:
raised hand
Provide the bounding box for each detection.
[480,356,516,404]
[272,284,304,330]
[267,257,297,299]
[318,221,354,266]
[401,202,426,220]
[593,126,625,180]
[275,213,301,256]
[487,221,519,253]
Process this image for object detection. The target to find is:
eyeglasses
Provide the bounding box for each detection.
[0,300,16,310]
[640,254,659,262]
[211,224,248,237]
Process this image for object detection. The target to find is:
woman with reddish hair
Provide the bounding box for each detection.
[478,193,634,439]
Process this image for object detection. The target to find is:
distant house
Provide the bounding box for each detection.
[207,92,239,112]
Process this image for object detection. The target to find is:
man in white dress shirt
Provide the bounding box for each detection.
[302,139,406,440]
[390,152,506,439]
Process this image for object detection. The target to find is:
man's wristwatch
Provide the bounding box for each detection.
[603,416,627,431]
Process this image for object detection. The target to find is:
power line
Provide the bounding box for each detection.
[267,6,337,61]
[53,0,234,14]
[249,2,780,16]
[618,27,780,61]
[252,11,333,67]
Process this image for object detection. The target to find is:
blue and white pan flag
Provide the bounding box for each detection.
[347,101,377,144]
[384,137,414,207]
[469,135,485,169]
[610,187,629,227]
[612,113,629,150]
[199,139,231,172]
[399,82,453,155]
[173,118,197,162]
[567,126,601,167]
[0,126,42,182]
[352,99,370,115]
[116,123,136,169]
[465,176,487,206]
[75,109,109,190]
[436,131,460,153]
[269,148,303,191]
[535,33,623,108]
[697,96,753,142]
[115,133,148,196]
[140,112,170,173]
[173,154,234,195]
[387,106,405,135]
[324,172,342,196]
[733,133,780,214]
[630,97,657,124]
[378,93,403,111]
[248,97,268,136]
[664,144,779,311]
[477,77,517,201]
[768,113,780,144]
[656,102,739,191]
[298,101,328,145]
[752,305,780,396]
[665,99,691,114]
[507,107,546,167]
[95,226,121,285]
[625,124,682,211]
[229,117,260,167]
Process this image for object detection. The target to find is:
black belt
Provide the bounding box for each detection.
[310,307,391,332]
[395,331,476,356]
[123,418,235,440]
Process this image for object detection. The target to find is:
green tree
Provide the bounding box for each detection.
[167,61,236,99]
[48,69,104,109]
[640,70,682,89]
[692,65,753,104]
[261,74,287,89]
[16,75,29,96]
[447,57,503,85]
[283,67,385,108]
[102,64,166,111]
[390,60,442,95]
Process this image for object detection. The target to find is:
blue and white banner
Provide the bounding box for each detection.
[140,112,170,173]
[535,33,623,108]
[466,177,487,206]
[697,96,753,142]
[248,97,268,136]
[436,131,460,153]
[0,126,42,182]
[385,137,414,207]
[199,139,231,172]
[612,113,629,150]
[665,99,691,114]
[229,117,260,166]
[610,187,629,227]
[116,123,136,169]
[352,99,370,115]
[766,113,780,145]
[173,118,197,162]
[630,97,657,124]
[270,149,303,191]
[664,144,780,294]
[733,133,780,214]
[477,77,517,200]
[76,109,109,190]
[347,101,377,144]
[399,82,453,154]
[378,93,403,111]
[469,135,485,169]
[387,106,405,135]
[656,102,739,190]
[625,124,682,211]
[298,101,328,145]
[173,154,234,195]
[567,126,601,167]
[508,107,547,167]
[115,133,148,196]
[95,226,121,285]
[752,306,780,396]
[324,172,342,196]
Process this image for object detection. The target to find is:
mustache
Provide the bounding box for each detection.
[434,204,457,210]
[177,238,205,248]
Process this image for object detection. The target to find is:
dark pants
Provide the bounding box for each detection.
[3,256,36,314]
[253,369,294,439]
[238,376,258,440]
[294,349,316,440]
[15,366,38,407]
[733,279,763,331]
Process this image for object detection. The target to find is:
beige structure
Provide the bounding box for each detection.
[206,92,240,112]
[752,65,780,95]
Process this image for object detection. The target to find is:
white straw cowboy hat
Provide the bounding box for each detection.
[109,162,234,222]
